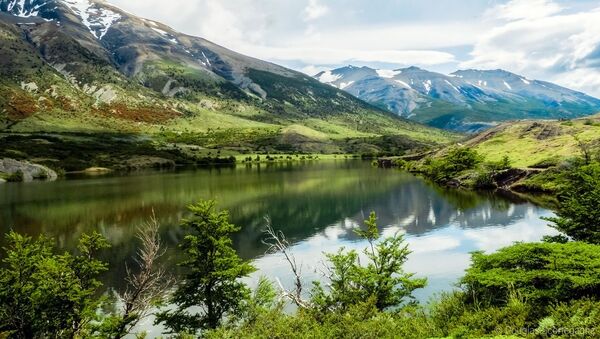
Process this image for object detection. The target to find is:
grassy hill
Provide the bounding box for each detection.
[464,114,600,168]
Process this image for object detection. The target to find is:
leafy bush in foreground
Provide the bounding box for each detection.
[461,242,600,312]
[544,163,600,243]
[0,232,109,338]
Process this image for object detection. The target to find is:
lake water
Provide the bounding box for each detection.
[0,160,557,332]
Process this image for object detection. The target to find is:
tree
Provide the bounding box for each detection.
[0,231,109,338]
[544,163,600,243]
[425,147,482,183]
[461,242,600,312]
[155,200,255,335]
[96,212,172,338]
[311,212,426,312]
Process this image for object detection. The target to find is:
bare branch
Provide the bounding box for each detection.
[114,210,174,338]
[261,216,309,309]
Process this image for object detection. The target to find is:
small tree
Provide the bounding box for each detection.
[155,200,255,335]
[425,147,482,183]
[544,163,600,243]
[311,212,426,312]
[0,231,109,338]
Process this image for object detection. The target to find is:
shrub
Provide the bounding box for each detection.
[424,147,482,183]
[545,299,600,338]
[6,170,24,182]
[461,242,600,313]
[310,212,426,312]
[473,169,496,189]
[544,163,600,243]
[0,232,109,338]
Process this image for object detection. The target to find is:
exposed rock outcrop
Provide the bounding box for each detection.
[0,158,57,182]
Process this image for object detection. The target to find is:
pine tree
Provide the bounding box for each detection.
[155,200,255,335]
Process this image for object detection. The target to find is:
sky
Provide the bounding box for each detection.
[109,0,600,96]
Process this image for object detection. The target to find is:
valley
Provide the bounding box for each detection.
[2,1,600,338]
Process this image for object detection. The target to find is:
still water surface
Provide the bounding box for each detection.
[0,160,556,330]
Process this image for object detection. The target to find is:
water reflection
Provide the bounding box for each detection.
[0,160,557,301]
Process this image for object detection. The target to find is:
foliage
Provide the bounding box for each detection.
[473,169,497,189]
[423,147,482,183]
[544,163,600,243]
[487,155,512,172]
[545,299,600,338]
[5,170,24,182]
[461,242,600,313]
[429,290,533,338]
[155,200,256,335]
[207,299,440,339]
[310,212,426,312]
[0,231,109,338]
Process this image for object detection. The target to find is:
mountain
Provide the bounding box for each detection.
[315,66,600,132]
[0,0,456,161]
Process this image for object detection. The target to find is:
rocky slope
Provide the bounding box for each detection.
[0,0,456,155]
[315,66,600,132]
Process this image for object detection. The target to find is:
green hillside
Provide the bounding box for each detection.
[0,15,458,173]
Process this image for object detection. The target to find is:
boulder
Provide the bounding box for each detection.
[0,158,58,182]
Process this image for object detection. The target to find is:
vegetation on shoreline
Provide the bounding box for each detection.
[380,116,600,203]
[2,154,600,337]
[2,135,600,337]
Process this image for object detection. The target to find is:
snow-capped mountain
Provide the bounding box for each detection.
[315,66,600,131]
[1,0,394,135]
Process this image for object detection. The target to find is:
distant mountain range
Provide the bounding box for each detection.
[315,66,600,131]
[0,0,454,154]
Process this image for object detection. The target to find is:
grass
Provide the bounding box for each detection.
[467,117,600,168]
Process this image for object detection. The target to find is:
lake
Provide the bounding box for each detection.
[0,160,557,332]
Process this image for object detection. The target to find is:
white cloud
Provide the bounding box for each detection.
[464,3,600,96]
[106,0,600,96]
[303,0,329,21]
[241,45,456,66]
[485,0,563,21]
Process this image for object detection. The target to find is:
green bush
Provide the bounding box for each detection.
[461,242,600,313]
[544,163,600,243]
[0,232,109,338]
[545,299,600,338]
[473,169,497,189]
[6,170,24,182]
[424,147,482,183]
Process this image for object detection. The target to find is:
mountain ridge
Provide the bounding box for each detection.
[315,65,600,132]
[0,0,456,160]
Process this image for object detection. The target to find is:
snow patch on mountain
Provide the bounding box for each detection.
[423,80,432,94]
[444,80,460,93]
[62,0,121,39]
[6,0,45,17]
[317,70,341,84]
[395,80,411,88]
[376,69,401,78]
[339,81,354,89]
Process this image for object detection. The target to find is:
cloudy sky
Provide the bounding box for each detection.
[110,0,600,96]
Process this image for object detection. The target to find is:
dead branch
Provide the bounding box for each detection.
[262,216,309,309]
[115,210,174,338]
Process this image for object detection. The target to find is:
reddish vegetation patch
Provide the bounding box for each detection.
[97,103,180,123]
[56,97,77,112]
[7,91,38,119]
